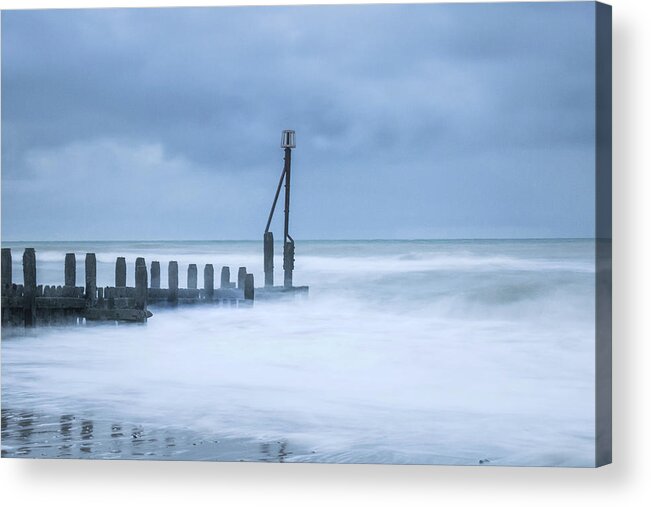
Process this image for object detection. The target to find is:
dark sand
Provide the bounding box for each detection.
[1,407,306,462]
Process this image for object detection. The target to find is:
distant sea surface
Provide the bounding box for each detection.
[1,239,596,466]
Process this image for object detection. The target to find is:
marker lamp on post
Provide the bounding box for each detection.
[281,130,296,149]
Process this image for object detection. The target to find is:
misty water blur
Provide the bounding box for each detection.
[1,239,595,465]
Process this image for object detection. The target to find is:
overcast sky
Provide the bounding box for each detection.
[1,2,596,240]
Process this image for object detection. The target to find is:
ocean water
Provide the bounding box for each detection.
[1,239,596,466]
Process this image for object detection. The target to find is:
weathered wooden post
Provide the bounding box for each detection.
[244,273,254,302]
[284,241,295,288]
[204,264,214,299]
[135,257,148,313]
[264,232,274,287]
[1,249,10,323]
[188,264,198,289]
[150,261,161,289]
[1,248,12,294]
[168,261,178,304]
[64,253,76,287]
[115,257,127,287]
[23,248,37,327]
[238,267,247,290]
[107,287,115,309]
[85,253,97,303]
[221,266,230,289]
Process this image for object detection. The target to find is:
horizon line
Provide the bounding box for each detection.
[1,237,596,243]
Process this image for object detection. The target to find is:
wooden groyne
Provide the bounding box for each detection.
[1,248,254,327]
[1,131,312,328]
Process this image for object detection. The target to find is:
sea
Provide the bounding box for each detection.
[1,239,596,466]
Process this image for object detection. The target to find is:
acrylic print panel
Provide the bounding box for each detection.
[0,2,611,467]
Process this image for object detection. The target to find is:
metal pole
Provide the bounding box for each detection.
[283,147,291,244]
[265,168,286,234]
[263,159,287,288]
[264,132,296,289]
[283,147,294,288]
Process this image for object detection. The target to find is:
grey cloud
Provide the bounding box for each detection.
[2,2,598,240]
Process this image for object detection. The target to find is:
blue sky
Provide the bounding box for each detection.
[1,2,597,240]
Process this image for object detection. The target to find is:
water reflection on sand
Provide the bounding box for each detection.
[1,408,298,462]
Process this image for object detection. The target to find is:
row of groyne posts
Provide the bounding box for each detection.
[1,248,254,327]
[1,130,308,328]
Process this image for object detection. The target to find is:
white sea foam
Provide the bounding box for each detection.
[1,239,596,465]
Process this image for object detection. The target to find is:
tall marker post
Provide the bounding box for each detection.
[264,130,296,289]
